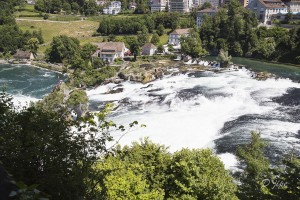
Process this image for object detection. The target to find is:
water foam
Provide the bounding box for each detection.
[87,68,300,154]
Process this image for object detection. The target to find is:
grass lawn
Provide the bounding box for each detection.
[17,20,99,43]
[15,4,35,12]
[87,14,137,22]
[17,19,101,53]
[159,34,169,45]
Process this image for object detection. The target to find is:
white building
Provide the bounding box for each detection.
[92,42,126,63]
[247,0,287,24]
[194,0,219,7]
[142,43,157,56]
[196,8,218,26]
[151,0,167,11]
[286,0,300,13]
[169,0,192,12]
[168,29,190,46]
[103,1,122,15]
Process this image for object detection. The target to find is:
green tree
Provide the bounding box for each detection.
[71,2,80,13]
[217,49,232,67]
[80,43,97,60]
[181,30,207,58]
[115,138,172,192]
[130,38,141,61]
[236,132,271,200]
[157,24,165,36]
[271,155,300,199]
[157,44,164,53]
[46,35,80,63]
[200,2,212,10]
[137,26,149,46]
[255,38,276,59]
[50,0,62,13]
[151,33,160,45]
[26,38,39,56]
[91,156,164,199]
[62,2,72,14]
[0,92,126,200]
[166,148,238,199]
[168,44,174,52]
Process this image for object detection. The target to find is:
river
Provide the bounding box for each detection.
[0,64,66,105]
[1,59,299,168]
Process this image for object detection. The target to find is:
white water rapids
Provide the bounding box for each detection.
[87,68,300,167]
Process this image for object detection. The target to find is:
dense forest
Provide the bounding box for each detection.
[199,0,300,64]
[0,0,43,55]
[97,12,182,35]
[0,92,300,199]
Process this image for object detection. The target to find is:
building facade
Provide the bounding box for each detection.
[286,0,300,13]
[169,0,191,12]
[240,0,250,7]
[142,43,157,56]
[247,0,287,24]
[196,8,218,26]
[151,0,167,11]
[92,42,126,63]
[103,1,122,15]
[168,29,190,46]
[194,0,219,7]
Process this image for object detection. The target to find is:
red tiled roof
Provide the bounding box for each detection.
[170,29,190,35]
[93,42,125,52]
[259,0,286,8]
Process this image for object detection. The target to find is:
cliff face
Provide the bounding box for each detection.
[37,82,89,118]
[118,62,166,84]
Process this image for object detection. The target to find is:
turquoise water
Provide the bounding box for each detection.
[206,56,300,81]
[0,64,66,99]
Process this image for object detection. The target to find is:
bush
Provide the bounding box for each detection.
[43,14,49,20]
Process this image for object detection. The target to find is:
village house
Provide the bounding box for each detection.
[247,0,287,24]
[92,42,126,63]
[103,1,122,15]
[196,8,218,27]
[13,50,34,61]
[168,29,190,46]
[142,43,157,56]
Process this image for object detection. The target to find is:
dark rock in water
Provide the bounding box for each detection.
[296,130,300,139]
[176,86,206,100]
[106,88,124,94]
[188,71,207,78]
[273,88,300,106]
[176,86,231,101]
[148,93,167,103]
[147,88,163,92]
[119,98,131,105]
[141,84,153,89]
[118,72,127,80]
[89,100,115,111]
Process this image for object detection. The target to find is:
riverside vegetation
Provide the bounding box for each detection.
[1,1,300,199]
[1,92,300,200]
